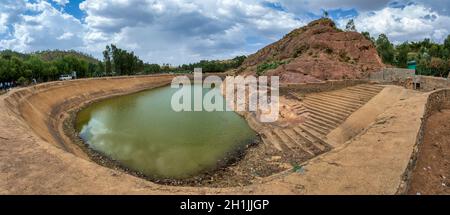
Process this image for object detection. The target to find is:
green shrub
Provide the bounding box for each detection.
[256,61,285,76]
[292,44,309,58]
[17,76,29,86]
[339,51,351,62]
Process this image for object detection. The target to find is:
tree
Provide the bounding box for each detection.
[25,56,45,81]
[44,65,59,81]
[417,58,431,75]
[345,19,356,32]
[1,49,100,83]
[444,35,450,48]
[429,44,441,57]
[95,62,105,77]
[104,44,145,76]
[17,76,29,86]
[362,31,371,40]
[87,62,97,77]
[376,34,395,64]
[103,45,112,76]
[447,59,450,78]
[361,31,375,44]
[430,57,446,77]
[144,64,161,74]
[443,35,450,56]
[232,55,247,67]
[395,42,410,68]
[323,10,329,18]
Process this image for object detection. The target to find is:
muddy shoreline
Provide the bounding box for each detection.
[61,86,278,188]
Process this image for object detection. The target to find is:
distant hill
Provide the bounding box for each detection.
[34,50,100,64]
[0,49,100,64]
[236,18,385,83]
[0,50,30,60]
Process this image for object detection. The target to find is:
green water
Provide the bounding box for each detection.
[76,84,256,179]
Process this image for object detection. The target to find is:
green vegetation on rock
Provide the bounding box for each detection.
[256,61,285,76]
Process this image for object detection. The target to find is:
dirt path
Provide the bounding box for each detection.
[407,109,450,195]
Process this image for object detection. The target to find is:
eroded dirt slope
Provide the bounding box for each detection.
[407,109,450,195]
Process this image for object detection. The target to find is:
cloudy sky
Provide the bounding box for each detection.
[1,0,449,65]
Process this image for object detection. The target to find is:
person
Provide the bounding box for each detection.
[0,82,3,92]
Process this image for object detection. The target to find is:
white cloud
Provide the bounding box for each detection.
[53,0,70,7]
[57,32,75,40]
[344,4,450,43]
[0,0,85,52]
[1,0,450,64]
[0,13,9,34]
[396,0,450,16]
[276,0,391,14]
[0,0,27,34]
[79,0,305,64]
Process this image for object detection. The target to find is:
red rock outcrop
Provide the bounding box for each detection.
[237,18,385,83]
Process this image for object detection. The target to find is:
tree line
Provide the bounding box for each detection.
[174,56,246,73]
[371,33,450,77]
[0,45,246,86]
[0,50,103,85]
[341,18,450,78]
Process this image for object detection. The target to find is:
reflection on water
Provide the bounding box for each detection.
[76,84,256,179]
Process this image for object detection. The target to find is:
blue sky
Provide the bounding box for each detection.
[51,0,85,20]
[1,0,450,65]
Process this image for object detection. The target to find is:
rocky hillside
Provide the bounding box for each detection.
[236,18,384,83]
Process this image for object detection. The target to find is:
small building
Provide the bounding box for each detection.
[72,71,77,79]
[407,61,416,71]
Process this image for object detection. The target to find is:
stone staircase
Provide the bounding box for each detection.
[261,84,385,164]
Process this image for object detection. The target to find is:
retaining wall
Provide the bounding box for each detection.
[280,79,369,94]
[413,76,450,91]
[369,68,415,83]
[370,68,450,92]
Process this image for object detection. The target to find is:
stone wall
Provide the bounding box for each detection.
[424,89,450,115]
[280,79,368,94]
[370,68,450,92]
[414,76,450,91]
[369,68,415,83]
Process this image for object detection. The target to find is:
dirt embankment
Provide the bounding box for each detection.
[407,110,450,194]
[236,18,384,83]
[4,75,176,157]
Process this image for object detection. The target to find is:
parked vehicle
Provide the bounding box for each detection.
[59,74,73,81]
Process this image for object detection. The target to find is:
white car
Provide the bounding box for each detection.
[59,75,73,81]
